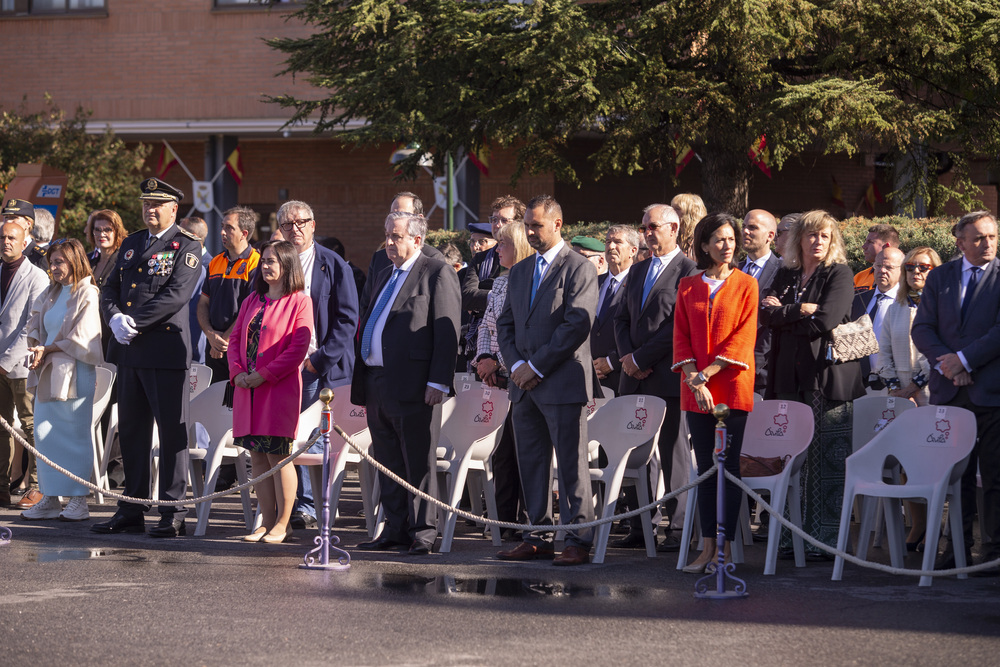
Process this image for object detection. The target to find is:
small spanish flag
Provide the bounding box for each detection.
[831,176,845,208]
[156,143,178,179]
[748,135,772,178]
[225,147,244,187]
[865,179,883,214]
[469,145,490,177]
[675,135,696,177]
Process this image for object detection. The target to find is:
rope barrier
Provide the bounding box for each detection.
[723,469,1000,578]
[0,414,319,507]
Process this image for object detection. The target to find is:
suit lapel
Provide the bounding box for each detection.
[965,257,998,322]
[388,253,426,318]
[527,245,568,317]
[639,254,682,318]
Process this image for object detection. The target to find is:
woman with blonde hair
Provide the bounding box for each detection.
[671,193,707,257]
[21,239,103,522]
[761,210,865,557]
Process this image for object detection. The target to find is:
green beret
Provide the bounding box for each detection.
[571,235,605,252]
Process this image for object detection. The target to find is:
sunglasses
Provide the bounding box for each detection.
[904,263,933,273]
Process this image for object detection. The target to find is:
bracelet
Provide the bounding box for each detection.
[696,371,709,385]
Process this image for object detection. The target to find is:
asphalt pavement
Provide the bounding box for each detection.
[2,476,999,666]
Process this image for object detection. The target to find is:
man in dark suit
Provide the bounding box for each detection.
[352,211,461,555]
[912,210,1000,574]
[93,178,203,537]
[360,192,444,313]
[851,247,904,390]
[277,200,359,528]
[592,225,639,395]
[496,194,598,566]
[741,209,783,395]
[614,204,698,551]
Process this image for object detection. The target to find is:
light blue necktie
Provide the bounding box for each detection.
[360,269,401,361]
[641,259,663,306]
[530,255,547,305]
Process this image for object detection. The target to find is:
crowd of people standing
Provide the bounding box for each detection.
[1,182,998,576]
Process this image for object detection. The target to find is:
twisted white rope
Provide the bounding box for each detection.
[724,469,1000,577]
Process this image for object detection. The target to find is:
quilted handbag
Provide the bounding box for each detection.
[826,313,879,364]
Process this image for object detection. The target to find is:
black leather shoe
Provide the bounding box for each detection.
[356,535,409,551]
[611,532,646,549]
[408,539,434,555]
[148,516,186,538]
[655,533,682,553]
[91,513,145,534]
[935,546,973,570]
[290,511,317,530]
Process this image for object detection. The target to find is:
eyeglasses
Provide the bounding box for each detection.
[489,214,516,226]
[93,227,114,236]
[641,223,669,232]
[279,218,312,231]
[905,262,933,273]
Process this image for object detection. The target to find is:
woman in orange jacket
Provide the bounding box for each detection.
[673,212,758,573]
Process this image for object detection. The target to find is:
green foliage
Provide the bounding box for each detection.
[840,215,959,272]
[0,99,150,240]
[270,0,1000,215]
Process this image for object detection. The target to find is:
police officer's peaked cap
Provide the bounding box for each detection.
[2,198,35,221]
[139,178,184,202]
[468,222,493,237]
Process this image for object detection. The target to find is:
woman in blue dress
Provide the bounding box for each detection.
[21,239,104,522]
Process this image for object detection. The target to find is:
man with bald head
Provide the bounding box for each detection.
[852,246,906,390]
[741,209,782,393]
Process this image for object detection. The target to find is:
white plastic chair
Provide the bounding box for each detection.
[851,395,918,549]
[589,394,666,564]
[833,405,977,587]
[436,385,511,553]
[89,365,116,503]
[679,400,814,574]
[189,382,253,536]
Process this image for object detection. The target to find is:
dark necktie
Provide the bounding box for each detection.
[598,278,617,319]
[961,266,982,321]
[743,260,760,280]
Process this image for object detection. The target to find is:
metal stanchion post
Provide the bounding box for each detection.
[0,525,11,546]
[695,403,748,599]
[300,388,351,571]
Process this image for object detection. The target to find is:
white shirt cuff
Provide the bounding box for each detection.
[427,382,449,394]
[957,351,972,373]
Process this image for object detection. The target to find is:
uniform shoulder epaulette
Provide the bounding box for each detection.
[34,245,47,257]
[177,227,201,242]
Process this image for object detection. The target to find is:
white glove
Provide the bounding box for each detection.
[110,313,139,345]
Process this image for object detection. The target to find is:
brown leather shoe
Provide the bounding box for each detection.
[496,541,555,561]
[553,545,590,566]
[16,488,43,510]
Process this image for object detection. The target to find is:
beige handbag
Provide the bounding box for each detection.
[827,313,879,364]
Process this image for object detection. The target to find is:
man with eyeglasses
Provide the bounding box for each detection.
[852,246,905,391]
[276,200,359,530]
[93,178,203,537]
[913,210,1000,575]
[360,192,444,314]
[614,204,698,552]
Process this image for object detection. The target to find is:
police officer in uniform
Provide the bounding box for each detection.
[0,198,47,270]
[92,178,202,537]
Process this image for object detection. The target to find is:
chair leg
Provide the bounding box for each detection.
[920,490,952,587]
[856,496,875,559]
[788,483,806,568]
[882,498,906,568]
[636,475,656,559]
[235,454,253,530]
[592,484,618,565]
[764,485,789,576]
[739,494,754,546]
[832,488,857,581]
[676,481,699,570]
[481,467,502,547]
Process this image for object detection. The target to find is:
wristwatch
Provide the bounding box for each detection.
[696,371,709,385]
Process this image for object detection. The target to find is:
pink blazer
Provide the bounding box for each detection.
[228,290,313,439]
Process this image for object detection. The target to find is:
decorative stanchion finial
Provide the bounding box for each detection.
[0,524,11,546]
[300,388,351,571]
[695,403,748,599]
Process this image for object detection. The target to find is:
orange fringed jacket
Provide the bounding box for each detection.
[672,269,758,414]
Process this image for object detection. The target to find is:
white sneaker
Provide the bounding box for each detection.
[60,496,90,522]
[21,495,62,521]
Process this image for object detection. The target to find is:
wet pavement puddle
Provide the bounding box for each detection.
[26,548,147,563]
[364,573,648,599]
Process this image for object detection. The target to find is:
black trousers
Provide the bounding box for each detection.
[627,396,683,532]
[948,388,1000,557]
[687,410,747,539]
[365,368,437,545]
[117,365,189,518]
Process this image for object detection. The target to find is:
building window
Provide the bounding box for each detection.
[214,0,299,7]
[1,0,105,14]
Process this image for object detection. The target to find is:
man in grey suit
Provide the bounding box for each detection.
[741,209,783,394]
[0,221,50,507]
[912,210,1000,574]
[351,211,461,555]
[592,224,639,394]
[496,194,599,566]
[614,204,698,551]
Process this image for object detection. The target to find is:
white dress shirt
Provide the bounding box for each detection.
[297,243,318,358]
[511,240,566,379]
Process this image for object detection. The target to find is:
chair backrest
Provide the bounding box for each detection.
[188,363,213,399]
[438,384,511,462]
[848,405,977,487]
[586,385,616,418]
[851,394,918,453]
[295,400,324,443]
[740,399,814,461]
[454,373,477,393]
[93,366,115,418]
[187,381,234,448]
[330,395,370,439]
[587,395,667,470]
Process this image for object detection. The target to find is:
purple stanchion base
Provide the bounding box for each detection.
[694,406,748,599]
[300,391,351,571]
[0,524,11,546]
